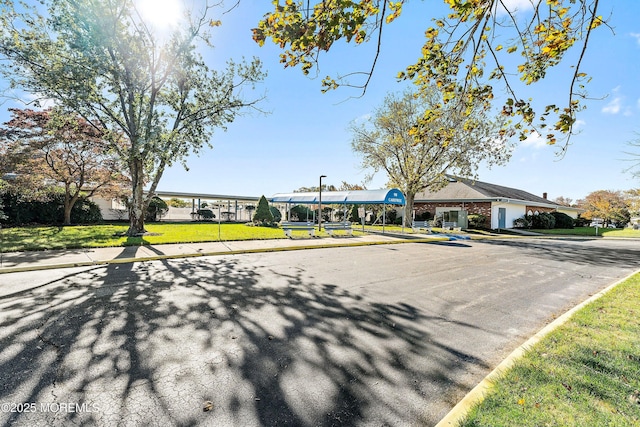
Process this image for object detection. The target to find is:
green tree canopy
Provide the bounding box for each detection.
[351,89,511,226]
[253,0,604,149]
[0,0,265,235]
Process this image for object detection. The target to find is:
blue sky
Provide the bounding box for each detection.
[3,0,640,203]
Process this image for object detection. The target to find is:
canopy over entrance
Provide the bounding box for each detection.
[270,188,406,205]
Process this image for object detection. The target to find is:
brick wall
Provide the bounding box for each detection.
[414,201,493,228]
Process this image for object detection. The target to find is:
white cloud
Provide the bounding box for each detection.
[521,131,546,149]
[353,113,371,124]
[574,119,586,129]
[495,0,535,16]
[602,97,622,114]
[22,92,57,109]
[631,33,640,46]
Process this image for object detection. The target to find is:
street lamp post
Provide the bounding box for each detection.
[319,175,326,231]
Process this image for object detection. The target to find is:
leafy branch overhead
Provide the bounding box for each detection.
[253,0,605,148]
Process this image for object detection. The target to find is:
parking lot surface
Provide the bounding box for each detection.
[1,238,638,426]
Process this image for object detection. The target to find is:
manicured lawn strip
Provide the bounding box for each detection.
[459,273,640,427]
[0,223,284,251]
[0,222,366,252]
[531,227,640,238]
[0,224,129,251]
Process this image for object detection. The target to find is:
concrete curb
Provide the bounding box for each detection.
[435,268,640,427]
[0,236,450,275]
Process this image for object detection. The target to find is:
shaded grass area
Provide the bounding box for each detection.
[459,273,640,426]
[532,227,640,238]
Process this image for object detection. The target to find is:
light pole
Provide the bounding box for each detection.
[318,175,326,231]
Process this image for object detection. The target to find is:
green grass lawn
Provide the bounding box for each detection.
[0,222,284,252]
[0,222,367,252]
[531,227,640,238]
[459,272,640,426]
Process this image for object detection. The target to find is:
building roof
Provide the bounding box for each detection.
[270,188,406,205]
[415,176,579,211]
[151,190,260,202]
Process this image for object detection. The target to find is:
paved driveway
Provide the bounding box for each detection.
[1,238,638,426]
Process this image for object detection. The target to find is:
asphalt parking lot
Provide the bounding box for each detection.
[1,237,638,426]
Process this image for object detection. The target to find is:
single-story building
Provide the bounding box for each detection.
[413,176,582,229]
[91,191,260,222]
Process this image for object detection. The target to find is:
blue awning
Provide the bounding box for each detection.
[270,189,406,205]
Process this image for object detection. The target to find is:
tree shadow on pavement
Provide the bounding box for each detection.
[478,238,640,268]
[0,254,487,426]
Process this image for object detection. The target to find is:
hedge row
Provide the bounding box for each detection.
[0,191,102,225]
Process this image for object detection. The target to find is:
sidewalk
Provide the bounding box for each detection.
[0,233,446,274]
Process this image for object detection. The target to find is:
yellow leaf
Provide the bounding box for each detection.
[590,16,604,29]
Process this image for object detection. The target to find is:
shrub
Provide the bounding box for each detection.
[146,197,168,222]
[385,208,397,224]
[551,211,574,228]
[513,216,532,229]
[71,198,103,224]
[196,208,215,220]
[0,189,103,225]
[414,211,432,221]
[468,214,487,229]
[349,204,361,223]
[574,215,589,227]
[322,206,332,222]
[269,206,282,223]
[253,195,275,226]
[528,212,556,229]
[290,205,314,222]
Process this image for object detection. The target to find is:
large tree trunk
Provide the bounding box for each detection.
[63,203,73,225]
[63,185,73,225]
[62,185,80,226]
[404,191,415,228]
[127,157,147,236]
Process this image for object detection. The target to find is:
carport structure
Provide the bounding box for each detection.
[270,188,406,231]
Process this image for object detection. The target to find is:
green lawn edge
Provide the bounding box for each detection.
[2,223,640,253]
[0,222,370,252]
[530,227,640,238]
[457,272,640,427]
